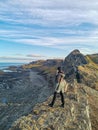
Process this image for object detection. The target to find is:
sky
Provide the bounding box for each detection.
[0,0,98,63]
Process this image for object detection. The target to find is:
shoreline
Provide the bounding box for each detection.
[0,62,26,72]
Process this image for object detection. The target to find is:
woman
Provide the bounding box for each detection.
[49,67,68,108]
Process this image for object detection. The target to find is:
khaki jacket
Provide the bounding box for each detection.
[55,73,68,93]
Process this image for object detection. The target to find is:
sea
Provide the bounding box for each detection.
[0,62,24,71]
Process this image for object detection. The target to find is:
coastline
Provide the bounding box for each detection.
[0,62,25,72]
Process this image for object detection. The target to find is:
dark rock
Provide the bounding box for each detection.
[63,49,87,82]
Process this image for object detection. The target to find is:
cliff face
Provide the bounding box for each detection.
[9,82,92,130]
[63,50,98,91]
[62,50,98,130]
[63,49,87,81]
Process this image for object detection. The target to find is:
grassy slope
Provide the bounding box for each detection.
[87,54,98,64]
[79,54,98,130]
[79,55,98,90]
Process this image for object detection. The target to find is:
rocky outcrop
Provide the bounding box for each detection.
[63,49,87,81]
[9,82,92,130]
[64,49,87,66]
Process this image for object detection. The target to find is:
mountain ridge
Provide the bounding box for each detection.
[9,82,92,130]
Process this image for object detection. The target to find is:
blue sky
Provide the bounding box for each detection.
[0,0,98,63]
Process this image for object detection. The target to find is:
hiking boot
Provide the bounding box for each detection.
[60,104,64,108]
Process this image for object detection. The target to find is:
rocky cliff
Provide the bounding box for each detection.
[63,49,87,81]
[62,50,98,130]
[9,81,92,130]
[63,50,98,91]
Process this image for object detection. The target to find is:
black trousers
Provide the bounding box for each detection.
[50,91,64,106]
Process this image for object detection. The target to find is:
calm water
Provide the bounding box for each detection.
[0,62,24,70]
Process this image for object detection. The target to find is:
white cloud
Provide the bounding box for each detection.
[0,0,98,55]
[0,56,33,60]
[26,54,45,58]
[11,36,98,47]
[0,0,98,26]
[0,56,36,63]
